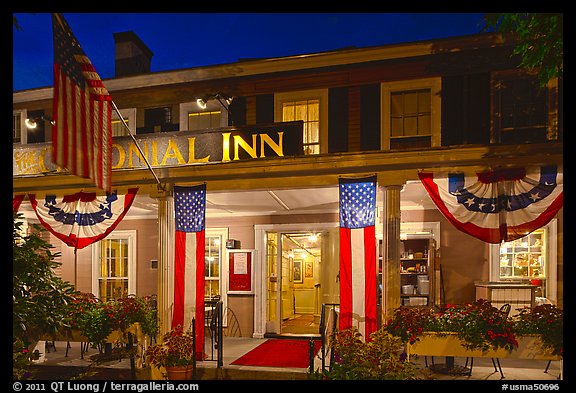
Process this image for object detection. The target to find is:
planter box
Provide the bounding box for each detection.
[407,332,561,361]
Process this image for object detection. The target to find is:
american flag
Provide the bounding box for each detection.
[52,13,112,192]
[339,176,377,340]
[172,184,206,360]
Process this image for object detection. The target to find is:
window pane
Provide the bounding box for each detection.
[403,92,418,115]
[418,114,431,135]
[282,98,320,155]
[283,103,294,121]
[418,90,431,112]
[391,118,403,137]
[391,94,403,117]
[294,101,307,121]
[404,116,418,136]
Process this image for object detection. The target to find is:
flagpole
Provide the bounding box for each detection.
[110,100,164,191]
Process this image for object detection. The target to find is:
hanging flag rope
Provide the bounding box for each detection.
[339,175,378,340]
[419,165,563,244]
[28,188,138,250]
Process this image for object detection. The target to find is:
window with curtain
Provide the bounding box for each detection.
[188,111,222,131]
[98,238,129,301]
[282,99,320,155]
[205,234,221,299]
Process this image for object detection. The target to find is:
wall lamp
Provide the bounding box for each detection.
[25,115,56,129]
[196,92,234,124]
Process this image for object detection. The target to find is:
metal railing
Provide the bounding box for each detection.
[318,303,339,372]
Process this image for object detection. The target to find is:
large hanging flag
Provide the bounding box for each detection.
[419,165,563,244]
[339,175,377,340]
[28,188,138,250]
[172,184,206,360]
[52,13,113,192]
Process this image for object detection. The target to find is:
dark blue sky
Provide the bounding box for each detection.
[13,13,487,92]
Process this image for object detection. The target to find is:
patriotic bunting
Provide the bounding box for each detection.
[419,165,563,244]
[28,188,138,250]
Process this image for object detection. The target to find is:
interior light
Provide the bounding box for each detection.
[308,234,318,242]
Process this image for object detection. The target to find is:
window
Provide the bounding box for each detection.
[141,106,177,134]
[490,220,557,302]
[204,228,228,300]
[111,108,136,137]
[92,230,136,300]
[13,110,26,144]
[275,89,328,155]
[381,78,441,150]
[179,101,228,132]
[492,72,557,144]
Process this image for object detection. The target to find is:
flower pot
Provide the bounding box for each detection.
[165,365,193,380]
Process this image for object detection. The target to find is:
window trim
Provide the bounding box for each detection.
[179,101,229,132]
[381,77,442,150]
[274,89,328,154]
[91,230,137,298]
[13,109,27,144]
[111,108,136,136]
[488,219,557,303]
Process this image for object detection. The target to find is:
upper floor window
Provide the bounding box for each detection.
[275,89,328,155]
[492,71,557,144]
[179,101,228,132]
[140,106,178,134]
[381,78,441,150]
[13,110,26,144]
[111,108,136,137]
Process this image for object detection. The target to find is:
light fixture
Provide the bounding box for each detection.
[25,115,56,129]
[196,92,235,125]
[196,96,209,110]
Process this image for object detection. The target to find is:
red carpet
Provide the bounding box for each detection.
[231,338,322,368]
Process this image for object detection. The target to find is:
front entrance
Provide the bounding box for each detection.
[266,231,323,336]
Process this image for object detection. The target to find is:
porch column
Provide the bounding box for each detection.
[156,188,175,336]
[381,184,403,322]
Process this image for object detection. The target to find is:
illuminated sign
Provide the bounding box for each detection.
[13,121,303,176]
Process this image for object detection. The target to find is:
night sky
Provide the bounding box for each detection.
[13,13,487,92]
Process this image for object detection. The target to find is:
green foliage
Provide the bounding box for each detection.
[385,299,518,352]
[319,328,423,380]
[511,304,563,356]
[483,13,563,85]
[145,325,196,368]
[13,213,77,378]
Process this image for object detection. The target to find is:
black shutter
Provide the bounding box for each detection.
[360,84,381,151]
[441,75,464,146]
[256,94,275,124]
[328,87,349,153]
[228,96,246,126]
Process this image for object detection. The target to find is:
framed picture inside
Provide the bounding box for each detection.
[305,261,313,278]
[293,260,303,283]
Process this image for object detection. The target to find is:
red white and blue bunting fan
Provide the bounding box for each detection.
[418,165,563,244]
[28,188,138,250]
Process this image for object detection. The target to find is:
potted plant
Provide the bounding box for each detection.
[511,304,563,357]
[385,299,518,353]
[145,325,195,380]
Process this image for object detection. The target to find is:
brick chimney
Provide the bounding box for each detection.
[113,31,153,77]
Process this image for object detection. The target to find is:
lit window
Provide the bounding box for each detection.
[93,230,136,301]
[189,111,222,131]
[282,99,320,155]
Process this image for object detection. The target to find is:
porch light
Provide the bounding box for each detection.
[25,115,55,129]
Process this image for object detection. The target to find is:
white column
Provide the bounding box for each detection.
[382,185,403,321]
[157,192,174,336]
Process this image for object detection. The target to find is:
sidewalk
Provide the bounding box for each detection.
[28,337,563,381]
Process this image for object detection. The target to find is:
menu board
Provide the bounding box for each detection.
[228,250,253,293]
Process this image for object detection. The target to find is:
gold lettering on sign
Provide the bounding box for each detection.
[260,132,284,157]
[221,133,232,162]
[112,143,125,169]
[161,139,186,165]
[150,141,159,166]
[128,141,148,168]
[14,150,39,175]
[233,134,258,160]
[187,137,210,164]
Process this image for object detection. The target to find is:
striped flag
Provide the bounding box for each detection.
[339,176,377,340]
[172,184,206,360]
[51,13,112,192]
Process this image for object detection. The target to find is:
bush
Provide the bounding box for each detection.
[321,328,422,380]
